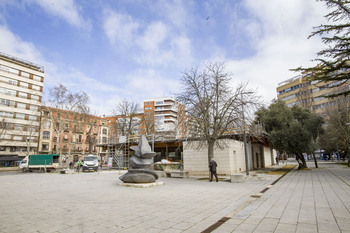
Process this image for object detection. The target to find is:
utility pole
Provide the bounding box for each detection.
[241,94,249,175]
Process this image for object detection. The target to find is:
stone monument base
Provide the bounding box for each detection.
[118,181,164,188]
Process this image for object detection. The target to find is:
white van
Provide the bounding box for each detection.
[82,155,99,172]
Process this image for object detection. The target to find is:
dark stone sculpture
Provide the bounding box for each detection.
[119,135,158,183]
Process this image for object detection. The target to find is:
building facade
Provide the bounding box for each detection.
[0,52,44,165]
[277,74,349,114]
[143,97,186,139]
[38,106,106,165]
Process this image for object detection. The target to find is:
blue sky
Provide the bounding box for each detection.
[0,0,328,116]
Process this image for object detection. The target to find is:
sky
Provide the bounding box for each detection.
[0,0,329,116]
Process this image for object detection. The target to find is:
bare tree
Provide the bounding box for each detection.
[113,99,141,138]
[22,123,38,156]
[80,105,98,154]
[0,118,11,148]
[45,83,90,155]
[176,62,260,162]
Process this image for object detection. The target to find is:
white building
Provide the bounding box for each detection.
[183,139,276,176]
[0,52,44,163]
[143,97,186,138]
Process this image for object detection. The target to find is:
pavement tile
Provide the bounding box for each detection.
[1,161,349,233]
[274,223,297,233]
[296,223,318,233]
[253,217,279,232]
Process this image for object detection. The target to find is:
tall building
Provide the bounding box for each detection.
[143,97,186,139]
[277,74,349,114]
[0,52,44,165]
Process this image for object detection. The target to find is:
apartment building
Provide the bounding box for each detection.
[0,52,44,165]
[277,74,349,114]
[103,113,143,143]
[38,106,105,164]
[143,97,186,139]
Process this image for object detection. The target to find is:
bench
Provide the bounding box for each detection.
[230,173,244,183]
[165,170,189,178]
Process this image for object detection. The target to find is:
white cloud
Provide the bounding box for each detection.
[127,69,181,101]
[219,0,330,106]
[103,10,139,47]
[0,25,45,65]
[136,21,168,51]
[24,0,89,28]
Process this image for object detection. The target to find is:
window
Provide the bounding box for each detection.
[17,102,26,109]
[43,131,50,139]
[8,79,17,85]
[42,144,49,150]
[28,126,36,132]
[21,71,30,78]
[102,128,107,135]
[102,137,107,143]
[0,111,13,118]
[32,85,40,91]
[16,113,25,119]
[0,65,18,75]
[18,92,27,98]
[64,123,69,131]
[26,136,35,142]
[20,82,28,88]
[0,99,14,107]
[30,105,38,111]
[14,124,24,131]
[145,102,152,105]
[155,101,164,105]
[31,95,39,101]
[28,115,37,121]
[33,75,41,82]
[0,87,16,96]
[13,136,23,141]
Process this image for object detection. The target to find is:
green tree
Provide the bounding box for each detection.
[293,0,350,97]
[318,94,350,166]
[256,100,324,169]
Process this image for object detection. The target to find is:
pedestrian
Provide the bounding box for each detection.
[75,161,82,173]
[275,155,279,165]
[209,159,218,182]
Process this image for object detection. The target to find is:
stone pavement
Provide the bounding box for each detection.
[214,161,350,233]
[0,161,349,233]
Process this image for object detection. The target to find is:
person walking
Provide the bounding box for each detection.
[209,159,218,182]
[75,161,82,173]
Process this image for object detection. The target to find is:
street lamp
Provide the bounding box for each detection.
[68,142,75,170]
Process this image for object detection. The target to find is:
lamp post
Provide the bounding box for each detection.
[68,142,75,170]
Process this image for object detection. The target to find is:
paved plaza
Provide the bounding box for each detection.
[0,161,349,233]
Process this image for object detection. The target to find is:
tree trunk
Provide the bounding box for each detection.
[296,153,307,169]
[208,140,215,179]
[313,153,318,168]
[208,140,215,162]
